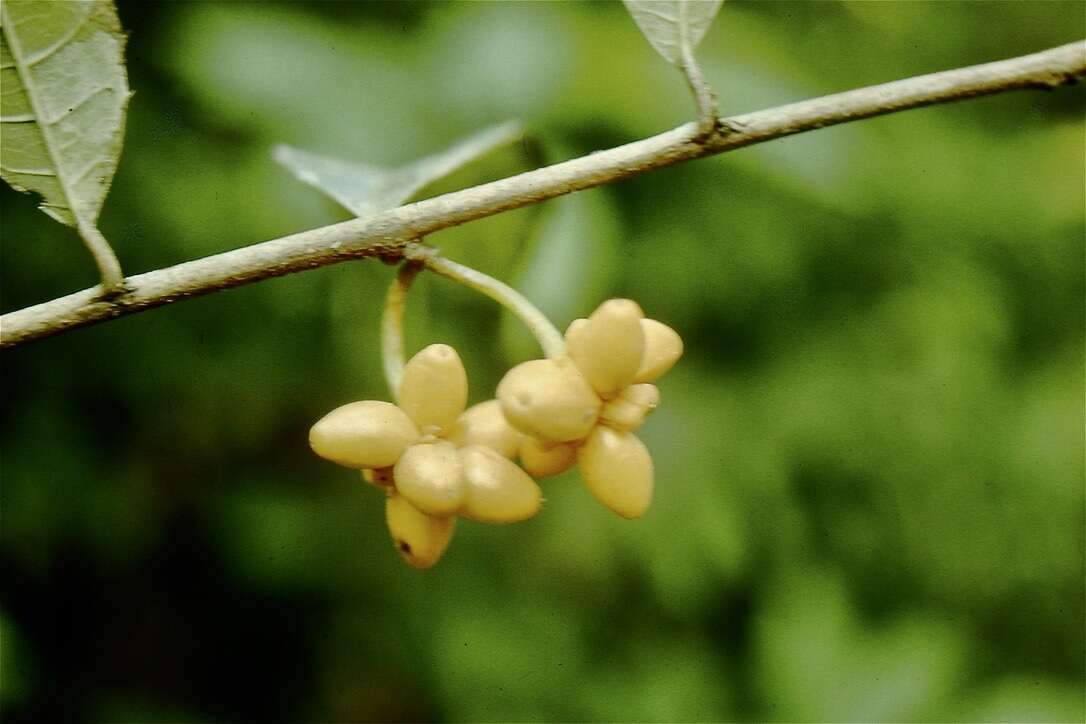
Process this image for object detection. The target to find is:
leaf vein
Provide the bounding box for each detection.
[41,84,110,126]
[0,164,57,177]
[641,7,678,23]
[24,6,93,67]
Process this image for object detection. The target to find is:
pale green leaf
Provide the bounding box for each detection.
[622,0,723,66]
[0,0,130,229]
[273,120,523,219]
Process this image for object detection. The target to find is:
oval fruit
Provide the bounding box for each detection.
[399,343,468,432]
[497,357,600,442]
[634,319,683,383]
[309,400,418,469]
[577,426,653,519]
[565,299,645,397]
[599,383,660,432]
[386,492,456,569]
[446,399,522,459]
[394,440,465,516]
[458,445,542,523]
[519,437,578,478]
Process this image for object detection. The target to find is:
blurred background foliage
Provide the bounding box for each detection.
[1,1,1083,721]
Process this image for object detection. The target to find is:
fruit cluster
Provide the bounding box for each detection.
[309,299,681,568]
[497,299,682,518]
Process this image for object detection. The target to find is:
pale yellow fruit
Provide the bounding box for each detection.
[497,357,601,442]
[577,426,654,519]
[399,344,468,432]
[566,299,645,397]
[458,445,542,523]
[446,399,522,459]
[519,437,577,478]
[633,319,683,383]
[393,440,465,516]
[362,467,395,488]
[599,383,660,432]
[386,492,456,569]
[309,400,419,469]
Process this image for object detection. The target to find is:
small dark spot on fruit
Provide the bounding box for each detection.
[398,540,412,554]
[517,393,531,406]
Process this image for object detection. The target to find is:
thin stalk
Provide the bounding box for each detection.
[413,246,565,358]
[678,0,719,136]
[381,262,423,401]
[75,219,126,294]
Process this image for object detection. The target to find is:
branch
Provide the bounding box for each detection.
[3,41,1083,350]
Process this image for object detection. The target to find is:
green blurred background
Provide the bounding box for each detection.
[1,1,1083,721]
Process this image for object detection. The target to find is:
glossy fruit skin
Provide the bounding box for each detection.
[577,425,654,519]
[309,400,419,469]
[497,357,601,442]
[458,445,542,523]
[634,319,683,384]
[446,399,522,459]
[519,436,578,478]
[393,440,465,516]
[399,343,469,432]
[565,299,645,398]
[599,383,660,432]
[386,492,456,569]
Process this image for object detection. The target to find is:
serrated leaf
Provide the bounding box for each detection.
[0,0,130,230]
[622,0,723,66]
[273,120,523,219]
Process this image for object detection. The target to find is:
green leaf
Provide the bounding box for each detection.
[273,120,523,219]
[0,0,130,230]
[622,0,723,66]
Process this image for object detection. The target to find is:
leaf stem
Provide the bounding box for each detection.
[408,244,565,359]
[678,0,719,136]
[76,219,126,294]
[381,262,423,401]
